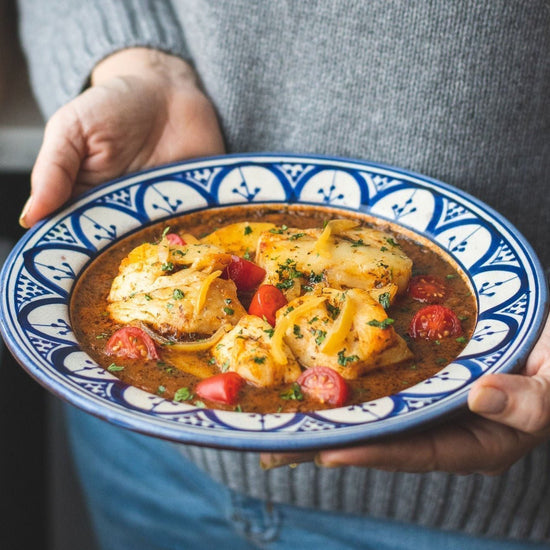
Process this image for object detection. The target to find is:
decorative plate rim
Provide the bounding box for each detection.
[1,152,548,451]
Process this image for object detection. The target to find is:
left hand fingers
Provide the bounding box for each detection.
[261,415,542,475]
[315,415,541,475]
[469,372,550,436]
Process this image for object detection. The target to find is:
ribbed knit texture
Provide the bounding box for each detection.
[18,0,550,543]
[17,0,190,116]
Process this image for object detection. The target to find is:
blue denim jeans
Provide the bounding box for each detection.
[64,405,547,550]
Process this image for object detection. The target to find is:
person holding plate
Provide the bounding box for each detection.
[16,1,550,549]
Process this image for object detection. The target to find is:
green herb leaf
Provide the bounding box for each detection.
[326,302,341,320]
[337,350,360,366]
[378,292,391,310]
[161,262,174,272]
[367,318,395,329]
[314,329,327,345]
[174,387,193,402]
[244,225,253,235]
[173,289,185,300]
[280,383,304,401]
[107,363,124,372]
[223,307,235,315]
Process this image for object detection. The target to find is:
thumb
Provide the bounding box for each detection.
[20,107,85,228]
[468,372,550,436]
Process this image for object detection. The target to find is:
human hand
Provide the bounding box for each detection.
[261,314,550,474]
[19,48,225,227]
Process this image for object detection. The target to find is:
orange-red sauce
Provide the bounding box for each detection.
[70,204,477,413]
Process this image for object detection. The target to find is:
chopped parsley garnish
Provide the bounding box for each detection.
[263,327,275,338]
[367,318,395,329]
[314,329,327,345]
[221,360,231,372]
[378,292,391,310]
[308,271,324,284]
[269,225,289,234]
[243,248,252,260]
[275,258,304,290]
[173,289,185,300]
[172,249,187,257]
[293,324,303,339]
[326,302,341,320]
[157,385,166,395]
[253,356,266,364]
[194,400,206,408]
[144,293,152,301]
[161,262,174,272]
[166,303,174,310]
[456,336,467,344]
[244,225,253,235]
[385,237,399,247]
[281,383,304,401]
[337,350,360,366]
[107,363,124,372]
[174,387,193,402]
[289,232,305,241]
[351,238,365,247]
[223,307,235,315]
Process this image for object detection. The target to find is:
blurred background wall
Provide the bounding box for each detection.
[0,2,96,548]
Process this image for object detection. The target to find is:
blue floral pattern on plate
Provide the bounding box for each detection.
[1,154,547,451]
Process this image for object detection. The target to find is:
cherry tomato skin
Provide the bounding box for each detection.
[165,233,186,246]
[225,256,266,292]
[105,327,159,360]
[408,305,463,340]
[195,372,244,405]
[408,275,447,304]
[297,366,349,407]
[248,284,288,326]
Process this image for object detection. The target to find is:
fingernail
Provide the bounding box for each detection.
[260,453,313,470]
[19,196,33,228]
[314,454,340,468]
[259,456,291,470]
[471,386,507,414]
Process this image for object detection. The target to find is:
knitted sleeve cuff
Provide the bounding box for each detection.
[18,0,190,118]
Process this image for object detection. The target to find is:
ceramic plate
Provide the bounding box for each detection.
[1,154,547,451]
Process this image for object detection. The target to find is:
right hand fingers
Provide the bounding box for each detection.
[20,103,86,228]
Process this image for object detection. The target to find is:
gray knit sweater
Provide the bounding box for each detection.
[18,0,550,543]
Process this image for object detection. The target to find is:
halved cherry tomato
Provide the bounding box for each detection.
[166,233,186,246]
[297,366,349,407]
[195,372,244,405]
[224,255,266,292]
[408,305,462,340]
[248,284,288,326]
[105,326,159,360]
[408,275,447,304]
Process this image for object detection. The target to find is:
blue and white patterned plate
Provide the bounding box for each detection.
[1,154,547,451]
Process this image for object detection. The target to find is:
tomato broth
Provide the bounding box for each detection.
[70,204,477,413]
